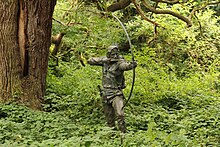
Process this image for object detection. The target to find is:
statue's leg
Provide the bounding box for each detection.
[112,96,126,133]
[103,101,116,128]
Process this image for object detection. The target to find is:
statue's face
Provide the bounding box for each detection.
[109,48,119,59]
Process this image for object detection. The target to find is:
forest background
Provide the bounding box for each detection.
[0,0,220,146]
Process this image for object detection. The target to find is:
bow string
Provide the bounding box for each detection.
[112,13,135,110]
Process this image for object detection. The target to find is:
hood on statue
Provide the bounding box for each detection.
[106,45,120,60]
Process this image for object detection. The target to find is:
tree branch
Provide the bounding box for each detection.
[150,0,188,4]
[132,0,159,26]
[142,0,192,27]
[189,1,220,20]
[148,25,158,45]
[107,0,132,12]
[208,1,220,5]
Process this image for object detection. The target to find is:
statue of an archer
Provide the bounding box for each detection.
[87,45,137,133]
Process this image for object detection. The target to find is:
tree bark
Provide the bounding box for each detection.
[0,0,56,109]
[0,0,22,102]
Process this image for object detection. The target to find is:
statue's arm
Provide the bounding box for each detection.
[118,60,137,71]
[87,57,105,66]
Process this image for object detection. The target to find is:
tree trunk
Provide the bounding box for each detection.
[0,0,56,110]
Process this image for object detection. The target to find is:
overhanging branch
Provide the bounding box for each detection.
[132,0,159,26]
[107,0,132,12]
[189,1,220,20]
[142,0,192,27]
[151,0,187,4]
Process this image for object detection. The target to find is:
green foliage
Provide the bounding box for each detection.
[1,1,220,146]
[52,1,124,59]
[126,8,220,76]
[2,65,219,146]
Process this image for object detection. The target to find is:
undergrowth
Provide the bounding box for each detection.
[0,66,219,146]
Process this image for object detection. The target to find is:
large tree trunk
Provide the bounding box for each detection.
[0,0,56,109]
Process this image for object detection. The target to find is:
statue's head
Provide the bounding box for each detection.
[106,45,119,59]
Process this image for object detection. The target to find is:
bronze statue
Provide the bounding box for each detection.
[87,45,137,133]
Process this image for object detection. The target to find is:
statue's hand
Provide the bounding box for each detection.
[131,61,137,68]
